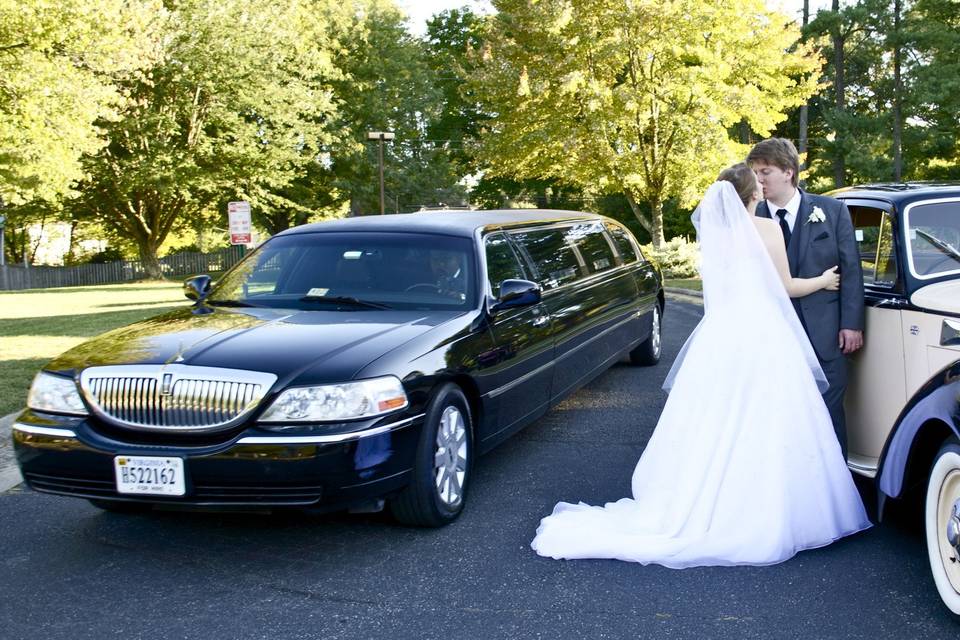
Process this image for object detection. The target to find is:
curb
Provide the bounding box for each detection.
[664,286,703,304]
[0,411,23,494]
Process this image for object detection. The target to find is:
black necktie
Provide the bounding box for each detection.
[776,209,791,248]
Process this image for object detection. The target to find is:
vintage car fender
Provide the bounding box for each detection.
[875,359,960,510]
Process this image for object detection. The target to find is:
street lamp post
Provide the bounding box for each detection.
[366,131,395,215]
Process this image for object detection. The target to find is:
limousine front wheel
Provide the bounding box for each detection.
[390,383,472,527]
[925,439,960,617]
[629,305,662,366]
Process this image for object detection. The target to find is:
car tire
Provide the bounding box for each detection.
[390,383,473,527]
[88,499,151,514]
[629,304,662,366]
[924,438,960,617]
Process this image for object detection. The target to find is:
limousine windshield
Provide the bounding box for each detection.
[208,232,477,311]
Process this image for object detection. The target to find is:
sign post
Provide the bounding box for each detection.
[227,201,252,246]
[0,213,5,267]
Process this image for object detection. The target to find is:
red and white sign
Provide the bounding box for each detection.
[228,201,252,244]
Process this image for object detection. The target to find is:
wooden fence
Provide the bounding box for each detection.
[0,246,246,291]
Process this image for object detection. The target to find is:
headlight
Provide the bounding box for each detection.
[27,371,88,415]
[258,376,408,423]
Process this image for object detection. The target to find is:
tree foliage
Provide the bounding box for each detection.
[72,0,350,276]
[468,0,821,247]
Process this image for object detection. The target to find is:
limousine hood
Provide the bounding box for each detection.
[44,306,459,383]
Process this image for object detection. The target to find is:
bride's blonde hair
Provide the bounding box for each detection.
[717,163,757,207]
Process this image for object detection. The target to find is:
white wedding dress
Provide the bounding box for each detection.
[531,182,872,567]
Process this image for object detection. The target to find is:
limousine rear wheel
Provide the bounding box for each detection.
[925,439,960,616]
[629,305,662,366]
[390,383,472,527]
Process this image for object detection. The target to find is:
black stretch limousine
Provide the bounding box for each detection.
[13,210,663,526]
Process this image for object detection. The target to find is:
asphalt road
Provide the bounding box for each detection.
[1,298,957,639]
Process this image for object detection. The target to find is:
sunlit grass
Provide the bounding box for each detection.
[664,278,702,292]
[0,281,189,416]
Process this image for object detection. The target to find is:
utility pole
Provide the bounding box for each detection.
[366,131,395,215]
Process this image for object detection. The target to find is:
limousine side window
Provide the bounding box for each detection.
[605,222,641,264]
[849,204,898,287]
[567,223,617,275]
[511,227,583,290]
[484,234,529,297]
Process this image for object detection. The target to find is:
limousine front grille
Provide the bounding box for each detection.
[79,365,277,432]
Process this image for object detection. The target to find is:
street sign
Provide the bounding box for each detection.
[227,201,251,245]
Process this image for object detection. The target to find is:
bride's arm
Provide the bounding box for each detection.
[756,221,839,297]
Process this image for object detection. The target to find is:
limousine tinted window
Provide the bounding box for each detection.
[568,222,617,275]
[209,232,476,310]
[512,227,583,290]
[484,234,528,297]
[605,222,640,264]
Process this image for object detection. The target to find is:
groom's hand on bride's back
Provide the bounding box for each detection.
[839,329,864,355]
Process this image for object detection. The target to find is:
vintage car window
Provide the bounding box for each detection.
[209,232,476,310]
[484,234,528,297]
[566,223,617,275]
[849,205,898,287]
[605,222,641,264]
[904,199,960,279]
[511,226,584,290]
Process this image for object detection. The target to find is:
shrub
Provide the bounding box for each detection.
[640,236,700,278]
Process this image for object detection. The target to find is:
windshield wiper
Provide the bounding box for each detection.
[298,295,392,310]
[915,229,960,263]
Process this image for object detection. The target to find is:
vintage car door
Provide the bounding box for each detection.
[476,232,554,447]
[844,199,909,477]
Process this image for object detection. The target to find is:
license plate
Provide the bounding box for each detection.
[114,456,186,496]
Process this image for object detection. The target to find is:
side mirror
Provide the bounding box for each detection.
[183,275,212,302]
[490,279,541,313]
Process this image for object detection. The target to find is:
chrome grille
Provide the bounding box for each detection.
[79,365,277,432]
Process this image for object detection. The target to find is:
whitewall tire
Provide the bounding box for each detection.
[925,440,960,617]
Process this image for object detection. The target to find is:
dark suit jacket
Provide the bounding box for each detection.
[757,190,865,362]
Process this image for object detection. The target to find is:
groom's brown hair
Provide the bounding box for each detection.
[746,138,801,187]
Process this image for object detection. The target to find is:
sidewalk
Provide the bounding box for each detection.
[664,286,703,304]
[0,412,22,493]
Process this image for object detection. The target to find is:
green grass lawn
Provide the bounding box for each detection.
[664,278,703,292]
[0,281,189,417]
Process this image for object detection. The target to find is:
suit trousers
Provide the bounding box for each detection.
[818,355,849,459]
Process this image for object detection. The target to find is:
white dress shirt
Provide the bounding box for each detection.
[766,188,802,233]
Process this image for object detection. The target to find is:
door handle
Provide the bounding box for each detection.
[533,315,550,327]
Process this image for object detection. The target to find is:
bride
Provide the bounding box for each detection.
[530,163,872,567]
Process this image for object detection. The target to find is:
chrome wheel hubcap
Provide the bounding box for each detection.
[938,469,960,591]
[433,406,468,507]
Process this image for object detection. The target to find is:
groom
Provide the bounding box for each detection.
[747,138,865,458]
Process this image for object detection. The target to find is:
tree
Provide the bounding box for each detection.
[468,0,821,248]
[0,0,158,207]
[75,0,350,277]
[328,0,466,217]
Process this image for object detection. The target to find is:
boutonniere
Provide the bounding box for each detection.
[807,206,826,224]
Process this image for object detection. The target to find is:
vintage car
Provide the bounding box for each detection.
[12,210,663,527]
[837,183,960,616]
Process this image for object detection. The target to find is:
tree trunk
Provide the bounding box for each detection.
[624,192,654,243]
[138,241,163,280]
[798,0,810,177]
[649,198,666,248]
[892,0,903,181]
[832,0,846,188]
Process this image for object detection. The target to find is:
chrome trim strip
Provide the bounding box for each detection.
[486,359,555,399]
[12,423,78,438]
[484,309,641,400]
[240,413,424,444]
[848,461,879,479]
[554,311,641,363]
